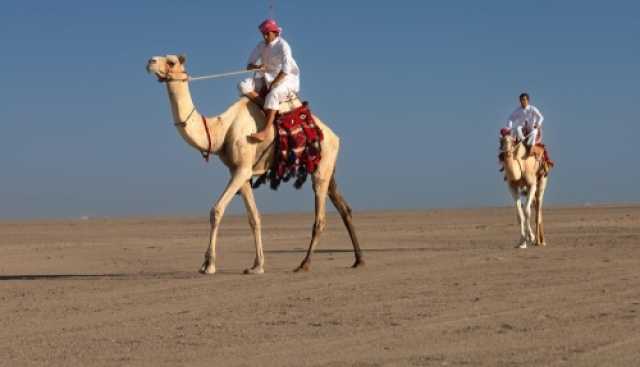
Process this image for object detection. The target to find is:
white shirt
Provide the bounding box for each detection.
[506,104,544,130]
[248,37,300,84]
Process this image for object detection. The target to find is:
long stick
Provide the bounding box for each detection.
[189,69,256,81]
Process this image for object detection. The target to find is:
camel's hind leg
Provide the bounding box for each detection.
[535,176,548,246]
[328,174,364,268]
[294,175,330,272]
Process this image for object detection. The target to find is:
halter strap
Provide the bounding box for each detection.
[200,115,212,162]
[157,65,189,83]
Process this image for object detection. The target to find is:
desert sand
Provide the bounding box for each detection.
[1,205,639,366]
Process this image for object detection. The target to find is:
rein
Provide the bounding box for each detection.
[174,107,196,128]
[157,70,189,83]
[156,66,253,163]
[200,115,213,162]
[158,69,254,83]
[170,102,214,162]
[190,69,256,81]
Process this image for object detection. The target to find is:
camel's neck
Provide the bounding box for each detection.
[503,153,522,182]
[167,82,195,121]
[503,143,529,182]
[165,81,235,154]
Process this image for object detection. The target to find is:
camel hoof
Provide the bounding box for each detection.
[352,258,365,268]
[536,242,547,247]
[243,267,264,275]
[293,262,310,273]
[515,242,527,249]
[199,262,216,275]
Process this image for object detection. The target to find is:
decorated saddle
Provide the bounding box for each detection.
[534,144,555,177]
[253,102,324,190]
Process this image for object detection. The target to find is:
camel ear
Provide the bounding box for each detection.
[178,54,187,65]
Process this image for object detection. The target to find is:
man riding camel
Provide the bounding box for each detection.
[239,19,300,142]
[505,93,544,156]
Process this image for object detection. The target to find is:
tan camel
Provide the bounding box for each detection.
[146,54,364,274]
[499,135,549,248]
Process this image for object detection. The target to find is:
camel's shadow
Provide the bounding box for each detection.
[0,274,127,281]
[264,247,445,254]
[0,272,209,281]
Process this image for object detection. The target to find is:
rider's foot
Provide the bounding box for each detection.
[526,145,534,157]
[248,130,269,143]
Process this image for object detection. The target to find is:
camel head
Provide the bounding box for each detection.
[146,54,188,82]
[500,134,516,158]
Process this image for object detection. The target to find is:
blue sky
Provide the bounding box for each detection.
[1,0,639,219]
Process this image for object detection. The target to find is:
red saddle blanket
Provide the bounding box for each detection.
[253,102,324,190]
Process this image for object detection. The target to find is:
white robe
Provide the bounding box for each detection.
[238,37,300,110]
[506,105,544,146]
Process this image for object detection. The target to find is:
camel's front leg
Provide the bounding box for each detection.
[199,168,252,274]
[509,185,527,248]
[523,184,537,247]
[239,181,264,274]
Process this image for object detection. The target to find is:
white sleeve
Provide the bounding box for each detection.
[280,41,296,75]
[533,106,544,126]
[506,109,517,129]
[247,42,263,65]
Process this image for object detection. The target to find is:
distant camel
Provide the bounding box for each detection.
[146,54,364,274]
[500,134,550,248]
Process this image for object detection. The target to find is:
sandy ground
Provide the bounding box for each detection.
[1,205,639,366]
